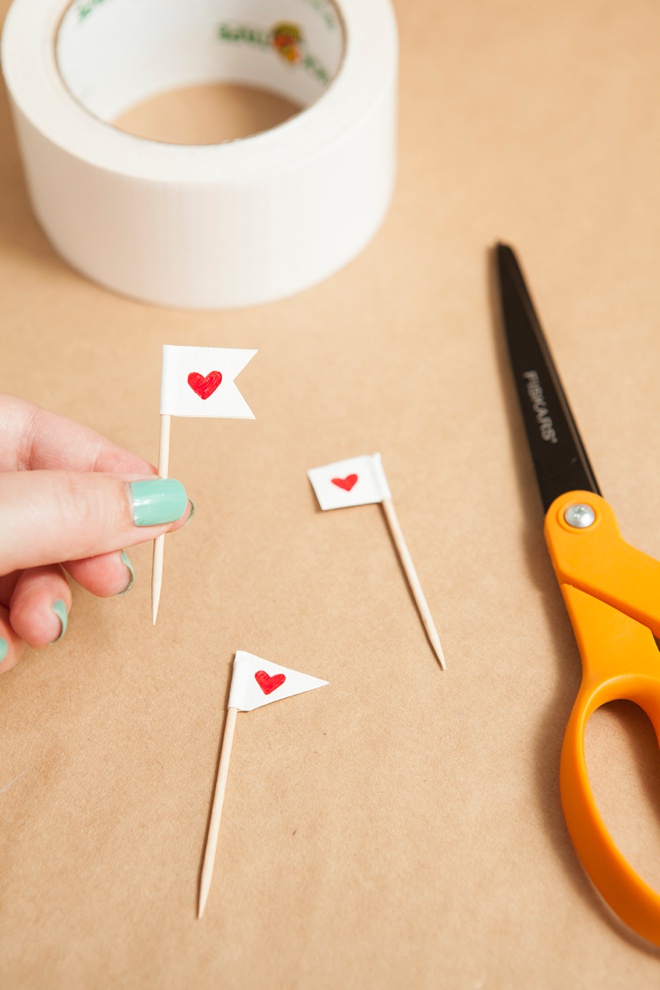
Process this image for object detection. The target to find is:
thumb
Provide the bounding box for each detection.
[0,471,190,574]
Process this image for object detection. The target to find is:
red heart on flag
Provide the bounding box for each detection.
[255,670,286,695]
[187,370,223,399]
[331,474,358,492]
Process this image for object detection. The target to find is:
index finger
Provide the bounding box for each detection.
[0,394,156,475]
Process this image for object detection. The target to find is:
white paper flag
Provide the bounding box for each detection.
[307,453,391,510]
[160,345,256,418]
[228,652,328,712]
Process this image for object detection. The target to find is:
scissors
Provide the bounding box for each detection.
[496,242,660,946]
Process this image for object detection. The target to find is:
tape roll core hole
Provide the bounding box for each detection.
[56,0,344,144]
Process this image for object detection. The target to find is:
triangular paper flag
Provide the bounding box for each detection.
[160,344,256,418]
[228,651,328,712]
[307,453,391,510]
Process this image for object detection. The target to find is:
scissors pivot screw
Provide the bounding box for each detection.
[563,503,596,529]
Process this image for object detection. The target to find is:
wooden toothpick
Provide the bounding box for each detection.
[380,496,446,670]
[151,413,171,625]
[198,706,238,919]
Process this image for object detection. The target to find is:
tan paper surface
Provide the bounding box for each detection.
[3,1,660,986]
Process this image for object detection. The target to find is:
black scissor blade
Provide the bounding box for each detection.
[495,243,601,512]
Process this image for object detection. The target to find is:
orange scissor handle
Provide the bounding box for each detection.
[544,492,660,944]
[560,584,660,945]
[545,491,660,639]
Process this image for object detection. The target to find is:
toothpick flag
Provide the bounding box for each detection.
[307,453,391,509]
[308,454,446,670]
[198,652,328,919]
[152,345,257,623]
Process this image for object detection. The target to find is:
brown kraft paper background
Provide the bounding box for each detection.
[2,0,660,986]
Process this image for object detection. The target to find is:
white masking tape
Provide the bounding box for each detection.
[1,0,397,309]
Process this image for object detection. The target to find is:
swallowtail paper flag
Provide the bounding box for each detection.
[160,344,256,419]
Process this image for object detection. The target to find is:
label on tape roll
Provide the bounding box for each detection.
[2,0,397,309]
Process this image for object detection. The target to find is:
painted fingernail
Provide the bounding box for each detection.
[129,479,188,527]
[0,638,7,664]
[51,599,68,643]
[182,498,195,527]
[117,551,135,596]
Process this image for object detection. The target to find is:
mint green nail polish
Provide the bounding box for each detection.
[51,599,68,643]
[129,479,188,527]
[0,638,7,664]
[117,551,135,596]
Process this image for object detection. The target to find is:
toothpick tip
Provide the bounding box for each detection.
[431,633,447,671]
[151,533,164,625]
[198,885,209,920]
[151,558,163,625]
[151,574,161,624]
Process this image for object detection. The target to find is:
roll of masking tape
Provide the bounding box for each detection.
[1,0,397,309]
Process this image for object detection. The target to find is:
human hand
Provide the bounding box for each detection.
[0,395,192,672]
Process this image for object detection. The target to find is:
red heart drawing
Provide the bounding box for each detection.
[331,474,358,492]
[255,670,286,695]
[187,370,223,400]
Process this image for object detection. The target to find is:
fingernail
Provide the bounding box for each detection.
[117,551,135,596]
[0,638,7,664]
[129,479,188,527]
[182,498,195,527]
[51,599,68,643]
